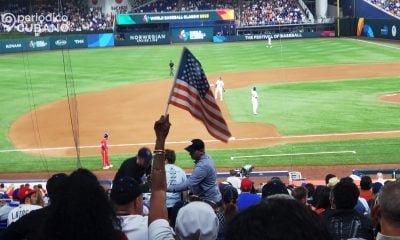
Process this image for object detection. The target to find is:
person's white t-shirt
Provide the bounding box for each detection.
[119,214,149,240]
[165,164,187,208]
[148,219,175,240]
[7,204,42,225]
[226,176,242,193]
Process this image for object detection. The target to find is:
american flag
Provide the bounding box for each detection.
[168,47,232,142]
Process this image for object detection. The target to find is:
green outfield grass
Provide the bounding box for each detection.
[226,77,400,135]
[0,38,399,173]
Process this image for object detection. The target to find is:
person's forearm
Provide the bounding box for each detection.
[148,144,168,224]
[148,115,170,225]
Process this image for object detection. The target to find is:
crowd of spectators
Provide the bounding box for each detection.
[131,0,237,13]
[0,115,398,239]
[369,0,400,17]
[133,0,307,26]
[0,0,114,33]
[0,0,310,33]
[1,131,399,240]
[239,0,306,26]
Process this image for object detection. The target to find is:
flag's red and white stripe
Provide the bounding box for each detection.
[170,79,231,142]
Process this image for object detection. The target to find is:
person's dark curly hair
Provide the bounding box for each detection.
[221,185,239,224]
[314,186,331,210]
[41,168,122,240]
[332,181,359,209]
[165,149,176,164]
[360,175,372,190]
[225,198,332,240]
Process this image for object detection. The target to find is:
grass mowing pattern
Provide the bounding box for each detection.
[1,137,400,172]
[226,77,400,135]
[0,38,399,172]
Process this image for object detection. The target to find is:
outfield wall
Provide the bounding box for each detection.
[0,27,335,54]
[0,33,113,53]
[2,19,399,54]
[356,18,400,40]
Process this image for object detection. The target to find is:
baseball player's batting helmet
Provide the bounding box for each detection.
[104,133,109,138]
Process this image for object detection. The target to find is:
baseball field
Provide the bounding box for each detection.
[1,37,400,180]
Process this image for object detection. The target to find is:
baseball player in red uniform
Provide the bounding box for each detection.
[101,133,112,169]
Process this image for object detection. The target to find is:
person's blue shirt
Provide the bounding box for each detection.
[237,192,261,211]
[168,154,221,203]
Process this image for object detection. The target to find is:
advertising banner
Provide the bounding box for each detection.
[117,9,234,25]
[356,18,399,40]
[26,37,51,51]
[87,33,114,48]
[115,32,169,46]
[0,39,26,53]
[171,27,213,43]
[49,35,87,49]
[0,37,51,53]
[213,31,333,42]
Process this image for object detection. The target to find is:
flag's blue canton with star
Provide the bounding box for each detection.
[177,50,209,98]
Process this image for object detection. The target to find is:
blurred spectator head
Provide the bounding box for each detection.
[225,198,331,240]
[262,180,289,199]
[327,177,339,188]
[373,181,400,236]
[331,181,359,210]
[165,149,176,164]
[30,190,45,207]
[240,178,252,192]
[137,147,153,167]
[303,183,315,198]
[110,176,143,206]
[291,186,308,205]
[46,173,68,202]
[220,183,238,204]
[372,182,383,195]
[360,175,372,190]
[41,168,121,240]
[175,201,219,240]
[184,139,205,154]
[18,186,36,203]
[313,185,331,210]
[325,173,336,185]
[0,192,10,207]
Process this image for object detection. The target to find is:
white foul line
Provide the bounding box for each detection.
[230,150,356,160]
[346,38,400,50]
[1,129,400,153]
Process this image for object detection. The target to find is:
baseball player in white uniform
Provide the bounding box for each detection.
[267,35,272,48]
[251,86,258,114]
[214,77,225,101]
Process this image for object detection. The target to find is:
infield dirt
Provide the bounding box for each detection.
[6,62,400,181]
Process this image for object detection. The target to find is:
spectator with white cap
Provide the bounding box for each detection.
[175,201,219,240]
